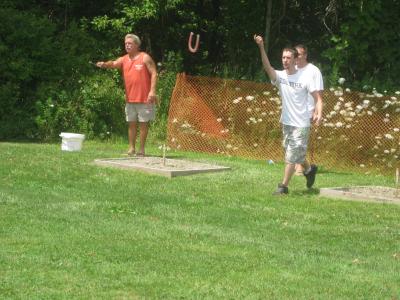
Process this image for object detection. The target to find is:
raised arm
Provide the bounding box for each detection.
[96,57,123,69]
[143,53,158,104]
[254,35,277,82]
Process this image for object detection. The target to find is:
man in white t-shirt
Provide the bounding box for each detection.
[294,44,324,174]
[254,35,323,195]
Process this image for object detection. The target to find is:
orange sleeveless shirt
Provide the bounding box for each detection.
[121,52,151,103]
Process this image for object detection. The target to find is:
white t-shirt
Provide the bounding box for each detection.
[272,69,316,128]
[296,63,324,118]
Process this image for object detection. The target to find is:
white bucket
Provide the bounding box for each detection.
[60,132,85,151]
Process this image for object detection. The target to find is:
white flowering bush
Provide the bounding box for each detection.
[167,74,400,173]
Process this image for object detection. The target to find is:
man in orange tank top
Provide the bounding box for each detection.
[96,34,157,156]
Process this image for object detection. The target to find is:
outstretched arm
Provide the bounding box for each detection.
[254,35,276,82]
[96,57,123,69]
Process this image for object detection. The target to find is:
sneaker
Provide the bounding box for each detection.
[273,183,289,195]
[304,164,318,188]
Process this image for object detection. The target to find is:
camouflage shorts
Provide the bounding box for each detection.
[282,125,310,164]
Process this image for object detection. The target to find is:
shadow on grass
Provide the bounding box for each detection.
[291,188,320,196]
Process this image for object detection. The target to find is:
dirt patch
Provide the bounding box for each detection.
[94,156,230,178]
[320,186,400,205]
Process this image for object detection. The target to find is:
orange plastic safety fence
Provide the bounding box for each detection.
[167,73,400,175]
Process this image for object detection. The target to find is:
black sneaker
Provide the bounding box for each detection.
[304,164,318,188]
[273,183,289,195]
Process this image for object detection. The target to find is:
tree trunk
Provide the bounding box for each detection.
[264,0,272,54]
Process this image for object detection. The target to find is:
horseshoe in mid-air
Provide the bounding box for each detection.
[188,32,200,53]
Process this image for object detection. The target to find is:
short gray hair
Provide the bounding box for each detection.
[125,34,141,46]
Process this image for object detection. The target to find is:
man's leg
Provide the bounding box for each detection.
[128,121,137,155]
[282,163,296,186]
[138,122,149,156]
[302,159,318,188]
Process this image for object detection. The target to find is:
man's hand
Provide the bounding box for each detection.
[254,35,264,47]
[313,112,322,126]
[147,92,158,104]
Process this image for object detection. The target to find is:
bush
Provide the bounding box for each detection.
[35,72,125,140]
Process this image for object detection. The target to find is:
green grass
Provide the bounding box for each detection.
[1,141,399,299]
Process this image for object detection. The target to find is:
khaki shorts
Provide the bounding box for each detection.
[282,124,310,164]
[125,103,156,122]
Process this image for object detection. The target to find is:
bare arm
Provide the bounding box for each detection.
[96,57,123,69]
[311,90,323,126]
[143,53,158,104]
[254,35,277,82]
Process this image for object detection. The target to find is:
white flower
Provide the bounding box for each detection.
[216,118,222,122]
[384,150,390,154]
[253,143,258,147]
[49,104,54,107]
[201,133,205,137]
[226,144,232,149]
[235,87,241,91]
[362,100,370,105]
[385,134,394,140]
[232,98,240,104]
[157,62,162,67]
[360,164,365,168]
[344,102,353,108]
[338,77,346,84]
[391,96,397,101]
[334,90,344,96]
[245,95,255,101]
[393,128,400,132]
[172,118,178,123]
[395,91,400,95]
[383,118,390,123]
[263,91,270,96]
[336,122,343,128]
[261,112,267,116]
[391,148,396,153]
[246,108,252,113]
[345,88,351,92]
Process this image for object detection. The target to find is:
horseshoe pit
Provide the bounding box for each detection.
[94,156,230,178]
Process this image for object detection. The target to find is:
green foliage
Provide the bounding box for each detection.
[2,0,400,140]
[35,72,125,140]
[0,8,57,139]
[321,0,400,91]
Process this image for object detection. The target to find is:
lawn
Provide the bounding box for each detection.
[0,141,399,299]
